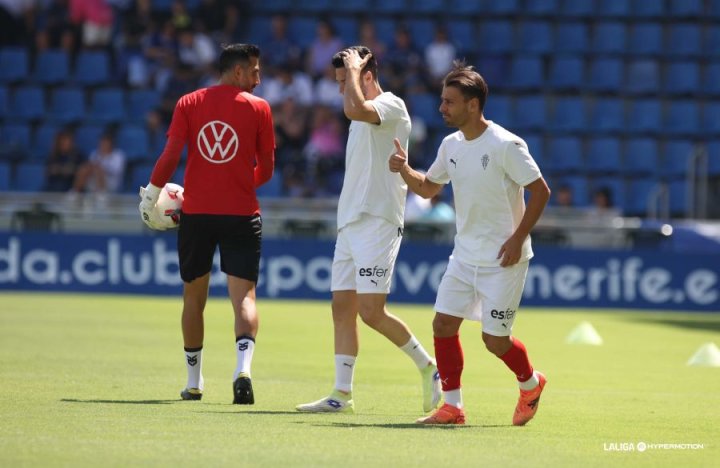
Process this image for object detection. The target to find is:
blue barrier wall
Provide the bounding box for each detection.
[0,232,718,311]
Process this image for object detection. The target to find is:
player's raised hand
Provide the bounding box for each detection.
[389,138,408,173]
[342,48,371,73]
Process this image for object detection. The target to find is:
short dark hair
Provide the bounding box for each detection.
[218,44,260,73]
[442,60,489,112]
[331,45,378,80]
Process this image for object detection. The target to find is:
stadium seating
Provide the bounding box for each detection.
[596,0,630,17]
[625,60,660,95]
[703,102,720,135]
[0,85,7,120]
[587,57,623,92]
[0,47,29,83]
[667,24,702,58]
[586,137,622,175]
[548,57,585,91]
[48,87,86,124]
[75,124,105,155]
[478,22,514,54]
[33,49,70,85]
[624,138,660,177]
[89,88,126,123]
[14,163,46,192]
[0,123,31,160]
[0,162,9,191]
[591,177,626,214]
[546,136,584,175]
[116,124,150,163]
[707,142,720,175]
[704,62,720,97]
[591,22,626,54]
[664,100,701,137]
[554,175,590,206]
[550,96,587,133]
[31,124,58,161]
[669,0,704,17]
[662,140,695,179]
[507,56,544,90]
[484,94,512,127]
[513,96,546,131]
[626,178,658,216]
[517,20,553,55]
[10,86,45,121]
[554,23,589,54]
[589,98,625,134]
[127,89,161,123]
[628,23,663,56]
[626,99,662,134]
[664,61,700,96]
[559,0,595,18]
[73,51,111,87]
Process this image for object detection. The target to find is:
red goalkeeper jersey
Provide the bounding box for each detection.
[152,84,275,215]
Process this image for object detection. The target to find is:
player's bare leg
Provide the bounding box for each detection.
[179,273,210,400]
[483,333,546,426]
[228,276,258,404]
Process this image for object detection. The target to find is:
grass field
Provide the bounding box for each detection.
[0,292,718,467]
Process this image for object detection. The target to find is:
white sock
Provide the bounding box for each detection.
[519,371,540,391]
[444,389,463,409]
[184,347,203,390]
[334,354,356,394]
[400,336,433,370]
[233,336,255,380]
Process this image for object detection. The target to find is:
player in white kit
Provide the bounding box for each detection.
[296,47,441,415]
[389,62,551,425]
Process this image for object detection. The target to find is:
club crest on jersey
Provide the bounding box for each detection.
[481,154,490,170]
[198,120,239,164]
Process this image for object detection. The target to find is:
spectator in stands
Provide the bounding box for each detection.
[405,191,432,221]
[141,19,178,92]
[34,0,76,53]
[69,0,114,48]
[44,129,86,192]
[554,184,574,208]
[358,20,386,62]
[425,25,456,86]
[71,132,126,198]
[384,26,426,96]
[314,64,344,110]
[169,0,190,30]
[306,18,343,79]
[304,105,344,194]
[195,0,239,44]
[0,0,35,46]
[263,14,302,71]
[176,24,216,72]
[422,193,455,222]
[592,186,613,210]
[258,64,314,107]
[273,97,309,172]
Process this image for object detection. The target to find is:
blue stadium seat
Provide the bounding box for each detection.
[662,140,695,179]
[129,164,155,193]
[372,18,397,46]
[546,136,584,174]
[0,47,29,83]
[558,0,594,17]
[703,102,720,135]
[704,26,720,58]
[414,0,445,13]
[626,178,658,216]
[554,23,589,54]
[632,1,666,17]
[333,0,371,13]
[474,56,509,89]
[330,17,359,49]
[252,0,291,13]
[555,176,589,206]
[587,58,623,92]
[478,22,514,54]
[710,0,720,18]
[485,0,519,15]
[517,21,553,54]
[667,24,702,57]
[0,162,9,191]
[448,0,484,15]
[299,0,332,12]
[625,60,660,94]
[507,56,544,90]
[628,23,663,56]
[704,62,720,96]
[31,123,58,161]
[550,97,587,133]
[669,0,704,17]
[116,124,150,163]
[407,18,436,50]
[523,133,544,167]
[664,61,700,95]
[33,49,70,85]
[0,85,8,119]
[89,88,126,123]
[75,124,105,155]
[664,100,701,137]
[586,137,622,174]
[246,16,272,44]
[548,56,584,91]
[525,0,558,16]
[596,0,629,17]
[668,180,688,216]
[589,98,624,134]
[591,177,626,214]
[14,163,46,192]
[591,22,626,54]
[150,0,173,11]
[447,20,476,55]
[373,0,406,13]
[48,87,85,124]
[10,86,45,121]
[0,123,31,160]
[624,138,659,176]
[484,94,512,127]
[127,89,161,122]
[408,93,443,129]
[513,96,546,130]
[627,99,662,135]
[74,50,111,86]
[707,142,720,175]
[287,17,318,49]
[256,173,283,197]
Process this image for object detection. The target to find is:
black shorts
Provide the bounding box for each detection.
[178,213,262,283]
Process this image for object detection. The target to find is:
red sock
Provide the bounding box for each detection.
[434,335,463,391]
[499,338,534,382]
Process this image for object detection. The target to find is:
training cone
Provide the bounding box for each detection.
[565,321,603,345]
[686,342,720,367]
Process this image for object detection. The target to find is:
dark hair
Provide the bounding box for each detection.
[331,45,378,80]
[442,60,489,112]
[218,44,260,73]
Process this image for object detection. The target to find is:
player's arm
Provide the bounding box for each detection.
[389,138,443,199]
[254,103,276,188]
[497,176,551,267]
[341,49,380,124]
[254,149,275,188]
[139,136,184,230]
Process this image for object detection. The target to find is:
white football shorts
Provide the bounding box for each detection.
[434,256,529,337]
[331,214,403,294]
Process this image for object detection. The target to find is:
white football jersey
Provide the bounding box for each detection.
[337,92,411,230]
[426,121,542,267]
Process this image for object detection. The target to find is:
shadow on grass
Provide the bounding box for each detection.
[196,410,302,415]
[304,422,509,430]
[626,316,720,333]
[61,398,177,405]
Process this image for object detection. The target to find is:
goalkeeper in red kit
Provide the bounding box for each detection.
[138,44,275,404]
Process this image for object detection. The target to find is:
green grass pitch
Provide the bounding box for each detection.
[0,292,718,467]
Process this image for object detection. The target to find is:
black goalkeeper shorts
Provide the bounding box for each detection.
[178,213,262,283]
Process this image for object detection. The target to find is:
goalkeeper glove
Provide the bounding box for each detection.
[138,183,166,231]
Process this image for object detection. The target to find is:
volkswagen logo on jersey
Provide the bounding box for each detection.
[197,120,239,164]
